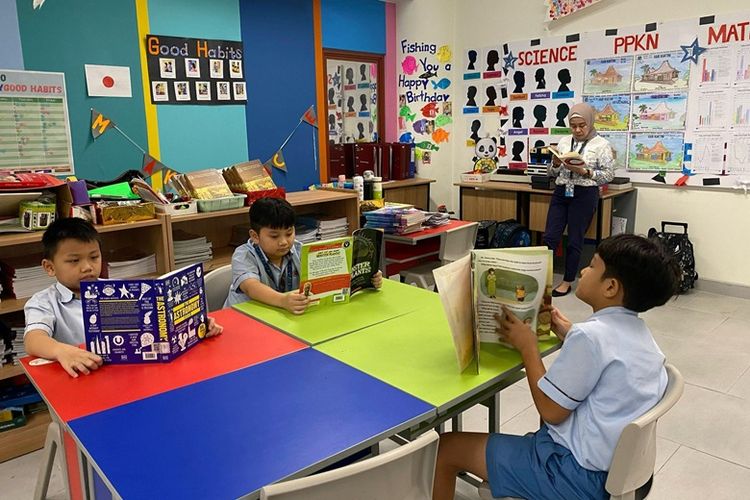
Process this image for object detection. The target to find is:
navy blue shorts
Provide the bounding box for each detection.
[485,425,608,500]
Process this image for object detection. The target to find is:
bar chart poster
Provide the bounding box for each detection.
[734,44,750,87]
[697,46,732,88]
[0,70,74,174]
[727,132,750,174]
[694,90,730,130]
[689,133,726,174]
[731,89,750,128]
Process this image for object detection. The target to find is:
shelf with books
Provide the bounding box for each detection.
[0,410,51,463]
[0,363,24,381]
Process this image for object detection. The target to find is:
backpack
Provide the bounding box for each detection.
[475,220,498,249]
[491,219,531,248]
[648,221,698,294]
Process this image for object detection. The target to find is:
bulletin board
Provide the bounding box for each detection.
[463,10,750,189]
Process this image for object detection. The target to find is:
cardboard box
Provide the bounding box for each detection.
[460,172,492,183]
[19,200,56,230]
[96,201,156,225]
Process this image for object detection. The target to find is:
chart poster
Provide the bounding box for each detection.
[0,70,74,174]
[145,34,246,105]
[628,132,684,171]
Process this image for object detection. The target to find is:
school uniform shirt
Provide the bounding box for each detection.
[549,134,615,187]
[223,239,302,308]
[24,282,84,346]
[537,306,668,472]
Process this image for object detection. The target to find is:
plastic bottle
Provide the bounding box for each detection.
[338,174,346,188]
[353,175,364,201]
[373,176,383,200]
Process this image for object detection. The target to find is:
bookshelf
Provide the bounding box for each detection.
[382,177,434,210]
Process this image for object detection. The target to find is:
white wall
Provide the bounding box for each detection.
[397,0,750,288]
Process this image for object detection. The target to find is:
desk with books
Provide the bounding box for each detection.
[455,181,636,243]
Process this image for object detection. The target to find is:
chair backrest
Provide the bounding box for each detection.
[439,222,479,265]
[203,264,233,312]
[605,363,684,497]
[260,430,439,500]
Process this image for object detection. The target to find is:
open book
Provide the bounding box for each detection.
[548,146,586,167]
[82,263,208,364]
[298,228,383,306]
[433,247,553,373]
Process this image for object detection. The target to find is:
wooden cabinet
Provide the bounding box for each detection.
[382,178,434,210]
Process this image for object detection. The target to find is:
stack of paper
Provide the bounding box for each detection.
[105,249,157,279]
[10,327,25,365]
[297,215,349,241]
[173,230,213,268]
[295,223,318,244]
[0,255,56,299]
[423,212,451,228]
[364,207,426,234]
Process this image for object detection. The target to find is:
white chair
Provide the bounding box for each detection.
[260,430,439,500]
[479,363,684,500]
[402,222,479,290]
[204,264,232,312]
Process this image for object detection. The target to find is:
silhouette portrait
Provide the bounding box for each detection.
[466,86,478,107]
[328,88,335,105]
[534,139,546,149]
[512,141,525,162]
[470,120,482,143]
[513,71,526,94]
[360,93,368,112]
[533,105,547,127]
[485,86,498,106]
[556,103,570,127]
[328,114,336,130]
[467,50,477,71]
[557,68,571,92]
[347,96,355,112]
[360,64,368,81]
[535,68,546,89]
[357,122,365,140]
[486,50,499,71]
[512,106,525,128]
[346,67,354,85]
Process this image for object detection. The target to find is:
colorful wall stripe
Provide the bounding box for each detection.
[313,0,328,183]
[0,0,23,69]
[135,0,162,190]
[384,1,397,142]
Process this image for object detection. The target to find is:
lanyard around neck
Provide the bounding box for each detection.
[571,136,589,155]
[253,243,295,293]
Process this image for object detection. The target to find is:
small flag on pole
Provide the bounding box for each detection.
[264,149,287,172]
[90,109,114,139]
[301,105,318,128]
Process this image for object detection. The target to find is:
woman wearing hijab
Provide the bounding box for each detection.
[544,103,615,297]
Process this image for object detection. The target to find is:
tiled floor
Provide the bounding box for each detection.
[2,289,750,499]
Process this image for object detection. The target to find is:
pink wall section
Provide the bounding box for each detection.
[384,2,397,141]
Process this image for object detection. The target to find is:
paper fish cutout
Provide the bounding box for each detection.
[435,114,452,127]
[419,69,438,80]
[399,105,416,122]
[399,132,414,143]
[413,119,434,134]
[436,45,452,63]
[421,102,439,118]
[431,78,451,90]
[415,141,440,151]
[401,56,418,75]
[432,128,450,144]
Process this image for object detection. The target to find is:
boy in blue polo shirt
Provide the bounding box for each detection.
[432,234,679,500]
[24,217,223,378]
[224,197,382,312]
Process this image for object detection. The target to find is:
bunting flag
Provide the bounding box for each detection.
[141,153,170,176]
[674,174,690,186]
[264,150,287,172]
[651,172,666,184]
[90,108,114,139]
[301,105,318,128]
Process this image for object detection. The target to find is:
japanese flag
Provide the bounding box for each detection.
[85,65,132,98]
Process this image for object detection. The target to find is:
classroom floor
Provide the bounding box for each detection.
[2,287,750,499]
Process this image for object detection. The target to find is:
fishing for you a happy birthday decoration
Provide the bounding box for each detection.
[398,40,453,168]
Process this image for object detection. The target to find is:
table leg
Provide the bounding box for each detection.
[77,449,91,500]
[488,392,501,434]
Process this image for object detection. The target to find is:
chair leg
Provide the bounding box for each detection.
[33,422,64,500]
[451,413,463,432]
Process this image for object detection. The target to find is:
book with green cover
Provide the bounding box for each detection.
[298,237,353,306]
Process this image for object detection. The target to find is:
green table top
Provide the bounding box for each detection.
[315,305,561,411]
[232,279,439,345]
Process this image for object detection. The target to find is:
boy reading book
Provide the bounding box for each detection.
[224,197,383,313]
[24,218,223,378]
[432,234,679,500]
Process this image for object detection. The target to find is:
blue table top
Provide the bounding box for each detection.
[68,349,435,500]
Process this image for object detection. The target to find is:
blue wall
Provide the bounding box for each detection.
[321,0,385,54]
[240,0,319,191]
[0,0,23,69]
[148,0,249,173]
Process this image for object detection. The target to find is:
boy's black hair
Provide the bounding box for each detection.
[597,234,679,313]
[249,197,296,234]
[42,217,101,260]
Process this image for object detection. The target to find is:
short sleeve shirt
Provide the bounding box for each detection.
[24,282,84,346]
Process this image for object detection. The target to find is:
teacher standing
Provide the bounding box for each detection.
[544,103,615,297]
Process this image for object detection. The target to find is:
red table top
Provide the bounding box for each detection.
[383,219,476,244]
[21,308,307,422]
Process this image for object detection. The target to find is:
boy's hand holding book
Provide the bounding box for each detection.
[283,292,310,315]
[57,344,103,378]
[550,307,572,341]
[496,306,538,356]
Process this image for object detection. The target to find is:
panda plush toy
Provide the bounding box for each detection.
[473,136,498,173]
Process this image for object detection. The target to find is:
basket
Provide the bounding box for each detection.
[196,194,247,212]
[235,187,286,207]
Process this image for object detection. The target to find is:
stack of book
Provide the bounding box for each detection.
[422,211,451,228]
[0,255,56,299]
[364,207,427,234]
[10,327,25,365]
[608,177,632,191]
[297,215,349,241]
[295,223,319,244]
[222,160,276,192]
[173,230,213,268]
[105,249,157,279]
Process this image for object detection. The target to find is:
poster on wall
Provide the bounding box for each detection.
[0,69,74,174]
[546,0,605,21]
[145,34,246,105]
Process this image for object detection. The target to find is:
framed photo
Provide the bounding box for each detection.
[196,81,211,101]
[174,81,190,101]
[229,59,243,79]
[152,81,168,102]
[185,58,200,78]
[233,81,247,100]
[217,81,231,101]
[210,59,224,79]
[159,58,175,79]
